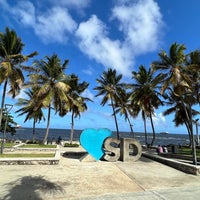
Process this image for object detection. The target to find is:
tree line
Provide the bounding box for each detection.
[0,27,199,150]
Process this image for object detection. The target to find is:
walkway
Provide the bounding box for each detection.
[0,146,200,199]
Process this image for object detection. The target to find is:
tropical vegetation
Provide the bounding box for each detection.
[94,68,124,139]
[28,54,71,144]
[115,89,135,137]
[0,27,200,164]
[0,153,55,158]
[59,74,91,144]
[129,65,164,146]
[15,88,45,143]
[0,27,37,129]
[151,43,200,164]
[0,108,17,133]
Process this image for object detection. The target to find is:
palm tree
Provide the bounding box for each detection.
[30,54,70,144]
[130,65,164,146]
[94,68,124,139]
[151,43,192,96]
[115,89,135,136]
[163,91,199,144]
[69,98,87,144]
[1,108,17,134]
[151,43,197,164]
[60,74,91,144]
[15,88,45,143]
[186,50,200,106]
[0,27,37,129]
[151,43,194,131]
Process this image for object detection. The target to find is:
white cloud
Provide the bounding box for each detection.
[112,0,163,55]
[0,0,164,77]
[12,1,36,26]
[82,89,94,101]
[75,15,132,76]
[0,0,9,10]
[35,7,77,43]
[53,0,91,9]
[152,113,166,125]
[82,66,94,76]
[75,0,163,77]
[15,88,29,99]
[1,0,77,43]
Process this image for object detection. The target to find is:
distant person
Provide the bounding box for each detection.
[57,136,62,144]
[157,145,163,154]
[163,146,168,153]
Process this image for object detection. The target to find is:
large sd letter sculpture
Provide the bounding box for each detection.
[80,128,142,162]
[103,137,120,162]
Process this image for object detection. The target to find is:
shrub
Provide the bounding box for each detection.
[26,140,39,144]
[64,143,79,147]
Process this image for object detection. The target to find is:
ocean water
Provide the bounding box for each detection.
[1,127,191,146]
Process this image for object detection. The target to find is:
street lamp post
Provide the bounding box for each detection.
[1,104,13,154]
[195,119,199,145]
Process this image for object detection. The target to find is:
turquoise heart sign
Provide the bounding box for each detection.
[80,128,113,160]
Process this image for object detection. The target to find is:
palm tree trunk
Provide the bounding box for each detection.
[43,105,51,144]
[195,121,199,145]
[142,111,148,145]
[111,98,120,139]
[182,101,197,165]
[32,119,36,143]
[150,112,156,146]
[70,111,74,144]
[188,103,197,165]
[195,83,200,106]
[184,119,192,146]
[127,116,134,137]
[0,80,8,129]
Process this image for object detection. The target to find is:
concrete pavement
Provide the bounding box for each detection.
[81,186,200,200]
[0,146,200,199]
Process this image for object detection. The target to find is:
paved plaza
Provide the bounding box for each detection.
[0,147,200,200]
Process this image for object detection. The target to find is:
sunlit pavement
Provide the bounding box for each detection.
[1,146,200,200]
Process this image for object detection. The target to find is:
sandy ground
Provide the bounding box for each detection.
[0,146,200,200]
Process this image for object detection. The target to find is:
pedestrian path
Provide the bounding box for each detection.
[1,146,200,200]
[81,186,200,200]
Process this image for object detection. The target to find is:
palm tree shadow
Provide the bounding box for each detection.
[62,151,87,159]
[2,176,65,200]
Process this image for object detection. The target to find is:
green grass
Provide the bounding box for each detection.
[179,148,200,157]
[4,143,15,147]
[21,144,57,148]
[0,153,55,158]
[2,143,56,148]
[64,143,79,147]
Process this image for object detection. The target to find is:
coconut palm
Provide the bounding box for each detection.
[60,74,91,144]
[163,91,199,145]
[0,27,37,129]
[94,68,124,139]
[69,98,87,144]
[151,43,194,133]
[115,89,135,136]
[151,43,197,164]
[186,50,200,106]
[15,88,45,142]
[185,50,200,145]
[31,54,70,144]
[151,43,192,96]
[0,108,17,134]
[130,65,164,146]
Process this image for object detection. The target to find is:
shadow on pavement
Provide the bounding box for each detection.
[2,175,65,200]
[139,156,154,163]
[62,151,87,159]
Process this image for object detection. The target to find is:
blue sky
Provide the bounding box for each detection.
[0,0,199,134]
